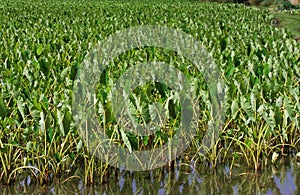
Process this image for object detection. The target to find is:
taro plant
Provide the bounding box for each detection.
[0,0,299,185]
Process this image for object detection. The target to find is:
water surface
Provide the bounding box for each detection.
[1,160,300,194]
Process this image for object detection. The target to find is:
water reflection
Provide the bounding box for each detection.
[1,160,300,194]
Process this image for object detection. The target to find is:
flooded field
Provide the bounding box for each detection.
[2,159,300,195]
[1,0,300,194]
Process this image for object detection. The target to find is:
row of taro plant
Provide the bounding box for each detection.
[0,0,299,185]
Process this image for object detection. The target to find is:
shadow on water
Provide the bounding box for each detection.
[1,159,300,195]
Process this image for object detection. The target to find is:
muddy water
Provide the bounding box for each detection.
[1,160,300,195]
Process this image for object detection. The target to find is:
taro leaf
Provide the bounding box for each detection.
[26,141,32,150]
[29,109,40,123]
[63,110,72,134]
[143,136,149,146]
[126,95,140,126]
[250,92,256,114]
[105,102,113,123]
[0,96,6,118]
[274,106,283,126]
[155,82,166,98]
[289,87,299,103]
[36,44,43,56]
[140,102,151,124]
[149,102,164,125]
[257,105,276,132]
[60,67,70,81]
[54,153,61,163]
[17,98,26,120]
[69,153,75,160]
[98,89,107,103]
[127,133,138,150]
[28,102,41,122]
[39,111,45,133]
[263,63,269,76]
[245,138,252,148]
[265,108,276,132]
[283,110,289,128]
[168,99,176,119]
[76,139,83,153]
[282,128,288,142]
[120,128,132,154]
[32,96,42,112]
[225,63,235,78]
[233,152,239,159]
[240,96,254,122]
[231,98,239,119]
[47,128,54,143]
[284,97,295,120]
[57,109,65,137]
[276,96,283,108]
[24,127,32,136]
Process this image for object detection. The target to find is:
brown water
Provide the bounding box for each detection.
[1,159,300,195]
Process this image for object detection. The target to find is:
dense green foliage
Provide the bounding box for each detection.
[0,0,299,185]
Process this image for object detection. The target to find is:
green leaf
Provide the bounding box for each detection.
[276,96,283,108]
[240,96,254,122]
[284,97,295,120]
[143,136,149,146]
[69,153,75,160]
[0,96,6,118]
[36,44,43,56]
[76,139,83,153]
[63,110,72,134]
[225,63,235,78]
[149,102,164,124]
[120,128,132,153]
[26,141,32,150]
[54,153,61,163]
[263,63,269,76]
[265,108,276,131]
[258,105,276,132]
[231,99,239,119]
[57,109,65,137]
[17,98,26,120]
[47,128,54,143]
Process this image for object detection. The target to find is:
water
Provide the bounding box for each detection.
[1,160,300,194]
